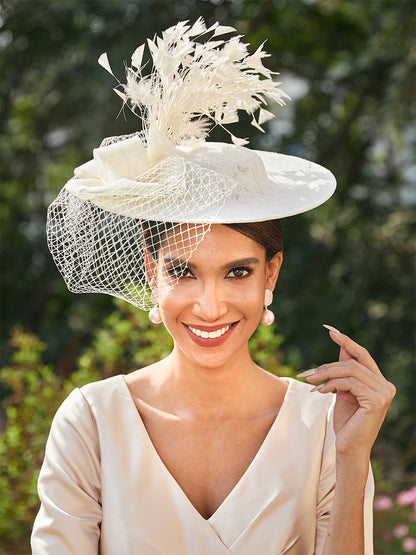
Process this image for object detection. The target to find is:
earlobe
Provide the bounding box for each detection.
[144,247,158,290]
[266,251,283,291]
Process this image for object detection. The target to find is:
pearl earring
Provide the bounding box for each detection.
[149,305,162,324]
[260,289,275,326]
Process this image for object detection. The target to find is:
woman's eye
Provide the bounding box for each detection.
[166,266,194,279]
[227,267,251,279]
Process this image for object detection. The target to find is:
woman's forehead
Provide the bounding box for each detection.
[160,223,265,261]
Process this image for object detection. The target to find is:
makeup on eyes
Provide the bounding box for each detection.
[165,265,255,280]
[163,257,259,280]
[165,265,194,279]
[226,266,254,279]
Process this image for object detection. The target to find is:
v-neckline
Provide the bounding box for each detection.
[119,374,293,522]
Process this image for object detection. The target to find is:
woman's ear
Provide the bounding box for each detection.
[144,247,158,291]
[265,251,283,291]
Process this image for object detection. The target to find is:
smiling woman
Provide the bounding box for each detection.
[32,18,395,555]
[148,224,282,373]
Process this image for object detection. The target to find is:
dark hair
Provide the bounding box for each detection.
[225,220,282,261]
[142,219,283,261]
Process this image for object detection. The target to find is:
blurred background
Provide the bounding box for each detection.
[0,0,415,553]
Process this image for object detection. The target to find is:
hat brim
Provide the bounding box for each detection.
[65,149,336,224]
[148,151,336,224]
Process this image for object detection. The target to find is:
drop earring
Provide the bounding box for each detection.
[260,289,275,326]
[149,290,162,324]
[149,305,162,324]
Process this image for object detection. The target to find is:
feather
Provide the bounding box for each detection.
[259,108,275,125]
[131,44,145,69]
[251,115,265,133]
[212,25,237,37]
[113,88,127,102]
[98,53,115,77]
[103,19,290,146]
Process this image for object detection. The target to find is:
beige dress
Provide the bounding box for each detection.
[31,375,374,554]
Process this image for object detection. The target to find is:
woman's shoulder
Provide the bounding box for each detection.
[282,377,335,423]
[44,378,129,456]
[79,373,126,395]
[50,375,141,442]
[78,374,135,409]
[53,374,131,423]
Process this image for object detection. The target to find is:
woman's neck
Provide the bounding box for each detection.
[149,345,267,420]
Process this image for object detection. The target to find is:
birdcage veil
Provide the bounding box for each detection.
[46,18,335,310]
[47,138,240,309]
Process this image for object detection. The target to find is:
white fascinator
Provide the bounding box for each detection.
[47,18,336,309]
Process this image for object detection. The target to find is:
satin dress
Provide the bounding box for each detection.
[31,375,374,554]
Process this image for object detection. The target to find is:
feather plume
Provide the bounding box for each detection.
[100,18,290,146]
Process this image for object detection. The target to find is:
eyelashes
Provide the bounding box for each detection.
[165,265,194,279]
[164,265,254,280]
[226,266,253,279]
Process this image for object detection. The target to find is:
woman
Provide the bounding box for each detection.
[32,19,395,554]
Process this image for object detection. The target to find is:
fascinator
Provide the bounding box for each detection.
[47,18,336,309]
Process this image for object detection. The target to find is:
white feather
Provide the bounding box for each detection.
[259,108,275,125]
[113,88,127,102]
[212,25,237,37]
[251,115,265,133]
[131,44,145,69]
[98,53,114,77]
[107,19,290,146]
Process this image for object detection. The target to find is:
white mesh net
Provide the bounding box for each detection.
[46,151,237,309]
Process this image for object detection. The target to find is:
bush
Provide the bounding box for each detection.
[373,487,416,554]
[0,328,64,549]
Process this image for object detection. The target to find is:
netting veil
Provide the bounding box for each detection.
[47,142,240,309]
[46,18,290,309]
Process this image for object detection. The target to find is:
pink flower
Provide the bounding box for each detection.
[402,536,416,552]
[374,495,393,511]
[397,487,416,509]
[382,530,394,542]
[393,524,409,538]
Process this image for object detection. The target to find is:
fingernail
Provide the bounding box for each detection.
[297,369,317,378]
[310,384,325,393]
[323,324,341,334]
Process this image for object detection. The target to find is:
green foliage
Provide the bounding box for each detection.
[249,323,296,378]
[75,299,173,376]
[373,486,416,554]
[0,329,64,547]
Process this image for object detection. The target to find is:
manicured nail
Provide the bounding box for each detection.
[310,384,325,393]
[323,324,341,334]
[297,369,317,378]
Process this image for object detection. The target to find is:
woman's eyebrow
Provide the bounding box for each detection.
[221,257,260,271]
[163,257,196,270]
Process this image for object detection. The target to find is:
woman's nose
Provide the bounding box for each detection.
[192,282,227,321]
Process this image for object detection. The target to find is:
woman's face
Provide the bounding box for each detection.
[150,224,282,370]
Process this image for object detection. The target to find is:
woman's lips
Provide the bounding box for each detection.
[188,324,231,339]
[184,322,237,346]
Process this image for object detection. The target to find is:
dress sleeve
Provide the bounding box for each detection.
[31,388,102,554]
[314,402,375,555]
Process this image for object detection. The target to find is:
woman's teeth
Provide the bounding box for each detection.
[188,325,231,339]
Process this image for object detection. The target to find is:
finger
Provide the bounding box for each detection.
[339,345,350,362]
[310,376,395,413]
[323,325,380,375]
[303,360,386,392]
